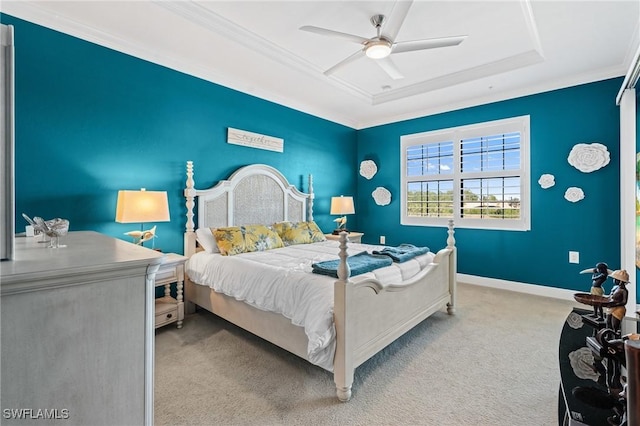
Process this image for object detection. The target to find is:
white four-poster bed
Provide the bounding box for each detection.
[183,161,457,401]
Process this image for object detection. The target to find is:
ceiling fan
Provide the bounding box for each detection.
[300,3,467,80]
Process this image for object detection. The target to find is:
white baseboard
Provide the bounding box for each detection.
[458,273,640,316]
[458,273,577,300]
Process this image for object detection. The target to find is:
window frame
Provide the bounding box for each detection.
[400,115,530,231]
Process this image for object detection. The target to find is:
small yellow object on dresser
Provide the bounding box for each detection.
[324,232,364,244]
[155,253,188,329]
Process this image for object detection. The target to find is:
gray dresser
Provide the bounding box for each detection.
[0,231,164,425]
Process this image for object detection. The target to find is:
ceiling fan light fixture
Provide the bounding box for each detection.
[365,39,392,59]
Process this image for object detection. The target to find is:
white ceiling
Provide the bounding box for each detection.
[3,1,639,129]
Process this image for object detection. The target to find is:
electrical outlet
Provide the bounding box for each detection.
[380,236,386,244]
[569,251,579,264]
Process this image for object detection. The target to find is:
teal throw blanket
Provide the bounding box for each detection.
[373,244,430,263]
[312,251,393,278]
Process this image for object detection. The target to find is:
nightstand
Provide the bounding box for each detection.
[155,253,188,329]
[325,232,364,244]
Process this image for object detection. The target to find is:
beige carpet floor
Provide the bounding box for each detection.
[155,283,576,425]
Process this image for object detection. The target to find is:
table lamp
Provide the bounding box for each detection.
[115,188,170,248]
[330,195,355,235]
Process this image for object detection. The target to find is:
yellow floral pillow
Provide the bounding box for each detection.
[272,222,302,245]
[243,224,284,252]
[273,221,326,246]
[213,227,246,256]
[213,225,283,256]
[305,221,326,242]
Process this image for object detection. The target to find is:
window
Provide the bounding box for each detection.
[401,116,530,231]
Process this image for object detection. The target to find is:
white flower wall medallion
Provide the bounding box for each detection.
[567,143,610,173]
[564,187,585,203]
[538,174,555,189]
[372,187,391,206]
[359,160,378,180]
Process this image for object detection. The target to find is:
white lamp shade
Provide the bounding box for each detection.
[330,196,355,215]
[115,189,170,223]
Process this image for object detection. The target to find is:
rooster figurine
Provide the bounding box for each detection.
[332,216,348,235]
[125,225,157,246]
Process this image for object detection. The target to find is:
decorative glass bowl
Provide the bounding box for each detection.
[24,214,70,248]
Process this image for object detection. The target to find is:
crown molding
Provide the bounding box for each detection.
[621,17,640,71]
[357,66,626,129]
[1,1,363,127]
[371,0,544,106]
[372,49,545,106]
[1,1,235,86]
[155,1,373,103]
[2,0,630,131]
[154,0,549,107]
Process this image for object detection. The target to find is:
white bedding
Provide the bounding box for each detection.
[186,240,435,371]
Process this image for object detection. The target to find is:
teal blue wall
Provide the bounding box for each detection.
[2,14,357,255]
[2,14,628,296]
[357,79,622,293]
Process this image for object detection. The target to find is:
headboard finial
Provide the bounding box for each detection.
[446,219,455,249]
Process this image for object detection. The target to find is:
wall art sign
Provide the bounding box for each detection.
[227,127,284,153]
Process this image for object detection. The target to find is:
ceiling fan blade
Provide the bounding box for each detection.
[381,1,413,41]
[324,50,365,76]
[300,26,369,45]
[375,57,404,80]
[392,35,467,54]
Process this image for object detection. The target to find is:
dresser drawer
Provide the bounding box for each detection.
[155,299,178,328]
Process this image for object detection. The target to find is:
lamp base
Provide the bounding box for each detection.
[332,229,349,235]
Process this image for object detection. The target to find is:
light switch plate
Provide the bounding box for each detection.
[569,251,579,264]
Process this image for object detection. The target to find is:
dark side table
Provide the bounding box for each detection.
[558,308,618,425]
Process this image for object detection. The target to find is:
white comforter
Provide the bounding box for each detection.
[186,240,435,371]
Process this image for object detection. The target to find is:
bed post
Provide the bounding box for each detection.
[446,219,457,315]
[184,161,196,257]
[184,161,198,315]
[307,174,314,221]
[333,231,354,402]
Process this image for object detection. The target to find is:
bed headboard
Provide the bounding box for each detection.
[184,161,314,256]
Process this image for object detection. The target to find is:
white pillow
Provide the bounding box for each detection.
[195,227,219,253]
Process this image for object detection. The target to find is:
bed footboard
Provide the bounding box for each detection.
[333,220,456,402]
